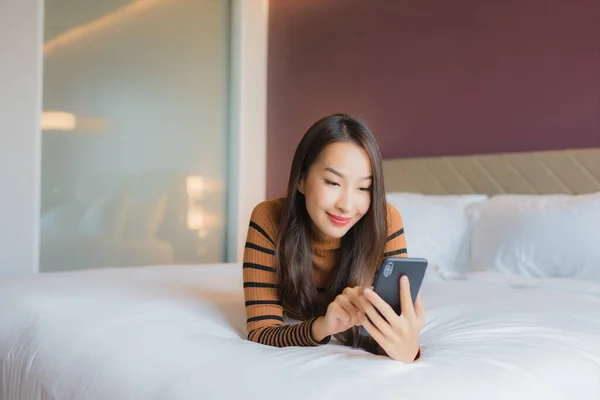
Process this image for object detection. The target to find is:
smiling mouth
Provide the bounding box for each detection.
[326,212,352,226]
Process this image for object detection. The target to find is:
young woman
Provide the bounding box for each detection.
[242,113,424,362]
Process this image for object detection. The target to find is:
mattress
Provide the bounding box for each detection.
[1,263,599,400]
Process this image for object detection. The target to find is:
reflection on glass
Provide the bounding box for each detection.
[41,111,77,131]
[40,0,230,272]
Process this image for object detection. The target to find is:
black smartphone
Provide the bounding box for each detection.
[359,257,428,336]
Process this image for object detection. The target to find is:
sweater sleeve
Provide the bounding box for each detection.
[243,201,328,347]
[383,203,408,259]
[382,203,422,361]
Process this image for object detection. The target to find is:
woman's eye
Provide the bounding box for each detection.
[324,179,339,186]
[359,187,372,192]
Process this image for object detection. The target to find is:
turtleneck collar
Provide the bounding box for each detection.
[311,230,341,252]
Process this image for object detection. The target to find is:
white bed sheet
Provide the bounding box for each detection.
[1,263,600,400]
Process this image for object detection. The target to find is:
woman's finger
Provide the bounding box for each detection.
[360,294,397,339]
[337,296,360,325]
[363,287,398,325]
[329,301,352,325]
[414,292,425,320]
[345,289,365,313]
[359,310,388,347]
[399,276,416,321]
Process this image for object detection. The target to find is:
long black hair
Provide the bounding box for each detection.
[275,113,388,350]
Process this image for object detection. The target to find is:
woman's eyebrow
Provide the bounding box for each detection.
[324,167,372,180]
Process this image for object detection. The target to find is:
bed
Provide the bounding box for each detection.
[2,147,600,399]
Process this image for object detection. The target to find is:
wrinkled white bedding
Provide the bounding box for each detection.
[1,264,600,400]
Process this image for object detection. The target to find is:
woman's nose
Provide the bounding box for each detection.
[336,190,352,213]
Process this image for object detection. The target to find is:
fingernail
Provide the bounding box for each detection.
[401,276,409,283]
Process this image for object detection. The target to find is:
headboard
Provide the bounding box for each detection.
[383,147,600,196]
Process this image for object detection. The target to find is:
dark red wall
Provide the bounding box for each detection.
[266,0,600,198]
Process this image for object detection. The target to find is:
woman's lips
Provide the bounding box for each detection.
[326,212,352,227]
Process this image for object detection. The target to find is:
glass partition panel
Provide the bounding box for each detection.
[40,0,230,272]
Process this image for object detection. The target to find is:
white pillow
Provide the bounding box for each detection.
[466,192,600,282]
[386,192,488,280]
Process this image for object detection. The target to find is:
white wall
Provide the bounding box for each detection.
[0,0,43,276]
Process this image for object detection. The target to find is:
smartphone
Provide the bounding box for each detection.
[359,257,428,336]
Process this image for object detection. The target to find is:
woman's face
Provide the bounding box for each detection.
[299,141,373,239]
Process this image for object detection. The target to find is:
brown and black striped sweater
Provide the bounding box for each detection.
[243,198,408,348]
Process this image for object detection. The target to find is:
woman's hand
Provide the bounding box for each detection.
[312,286,365,341]
[359,276,425,362]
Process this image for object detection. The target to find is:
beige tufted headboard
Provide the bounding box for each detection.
[383,147,600,196]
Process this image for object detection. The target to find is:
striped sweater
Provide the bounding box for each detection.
[243,198,408,348]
